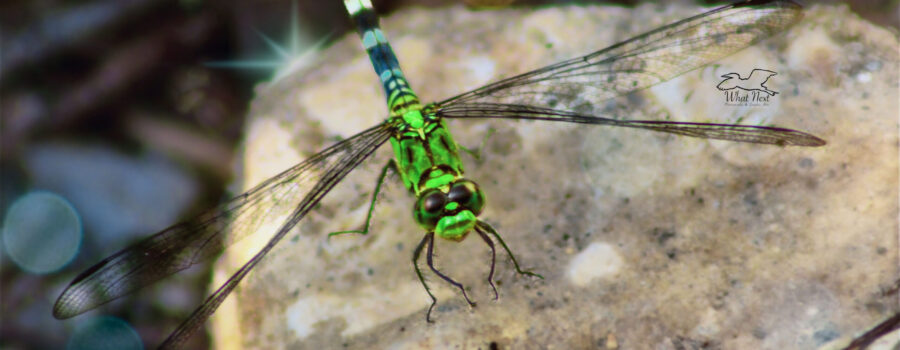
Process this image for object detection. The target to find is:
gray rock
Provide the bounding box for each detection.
[214,3,898,349]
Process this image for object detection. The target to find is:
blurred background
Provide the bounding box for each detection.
[1,0,896,349]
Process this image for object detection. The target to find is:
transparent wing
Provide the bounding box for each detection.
[53,123,392,348]
[438,103,824,146]
[437,0,802,111]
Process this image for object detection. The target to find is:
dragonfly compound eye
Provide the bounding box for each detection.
[448,182,471,203]
[423,191,446,213]
[449,180,484,215]
[414,190,446,229]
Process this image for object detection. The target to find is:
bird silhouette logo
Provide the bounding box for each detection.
[717,69,779,96]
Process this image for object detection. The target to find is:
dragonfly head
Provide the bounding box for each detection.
[414,179,485,241]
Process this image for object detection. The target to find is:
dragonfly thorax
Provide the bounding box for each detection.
[414,174,485,241]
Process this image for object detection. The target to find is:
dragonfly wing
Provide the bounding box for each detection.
[436,0,802,109]
[439,103,824,146]
[53,123,392,347]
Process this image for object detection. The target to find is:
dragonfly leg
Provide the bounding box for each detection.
[412,232,438,322]
[476,221,544,280]
[474,228,499,300]
[328,160,399,239]
[458,127,495,162]
[424,231,477,310]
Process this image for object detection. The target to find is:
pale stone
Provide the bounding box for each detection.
[567,242,624,287]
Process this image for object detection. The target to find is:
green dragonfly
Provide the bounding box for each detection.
[53,0,825,348]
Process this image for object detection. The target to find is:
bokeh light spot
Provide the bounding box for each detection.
[66,316,143,350]
[2,191,82,274]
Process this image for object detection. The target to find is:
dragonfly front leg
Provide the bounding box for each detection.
[474,229,499,300]
[412,232,437,323]
[327,160,399,239]
[413,231,477,322]
[425,230,476,310]
[475,221,544,280]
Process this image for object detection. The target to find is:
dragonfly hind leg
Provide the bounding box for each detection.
[327,160,399,239]
[457,127,495,162]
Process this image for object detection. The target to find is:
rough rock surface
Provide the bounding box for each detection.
[213,3,898,349]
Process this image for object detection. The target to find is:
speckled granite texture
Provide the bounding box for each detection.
[212,3,898,349]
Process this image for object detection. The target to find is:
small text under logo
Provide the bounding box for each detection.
[717,68,780,106]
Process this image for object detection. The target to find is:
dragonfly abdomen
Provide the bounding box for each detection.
[345,0,420,113]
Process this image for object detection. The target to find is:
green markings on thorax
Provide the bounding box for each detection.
[389,114,466,196]
[343,0,466,196]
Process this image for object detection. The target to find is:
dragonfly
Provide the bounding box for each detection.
[53,0,825,348]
